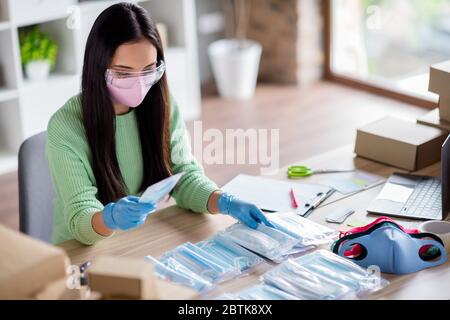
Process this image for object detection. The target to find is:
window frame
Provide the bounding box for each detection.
[322,0,437,109]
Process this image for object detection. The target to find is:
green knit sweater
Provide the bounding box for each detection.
[46,94,218,245]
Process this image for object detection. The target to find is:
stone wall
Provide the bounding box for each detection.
[247,0,324,85]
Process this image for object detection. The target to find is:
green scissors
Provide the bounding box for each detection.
[287,165,355,179]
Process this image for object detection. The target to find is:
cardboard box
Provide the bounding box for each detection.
[34,278,99,300]
[355,117,447,171]
[87,256,197,300]
[0,225,70,299]
[417,108,450,131]
[429,61,450,122]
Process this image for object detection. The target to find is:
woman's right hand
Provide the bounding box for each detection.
[102,195,157,230]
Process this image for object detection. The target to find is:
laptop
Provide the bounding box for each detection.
[367,134,450,220]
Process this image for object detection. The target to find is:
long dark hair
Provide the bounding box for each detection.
[81,2,172,205]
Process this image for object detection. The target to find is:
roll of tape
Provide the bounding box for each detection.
[419,221,450,254]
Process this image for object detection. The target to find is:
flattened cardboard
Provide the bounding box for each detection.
[429,61,450,122]
[439,96,450,122]
[417,108,450,131]
[429,61,450,96]
[355,117,447,171]
[0,225,69,299]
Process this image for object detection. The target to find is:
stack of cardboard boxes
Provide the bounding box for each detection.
[355,61,450,170]
[0,225,196,300]
[417,61,450,130]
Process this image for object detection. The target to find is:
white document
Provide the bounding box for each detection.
[139,172,184,204]
[376,183,414,203]
[222,174,332,214]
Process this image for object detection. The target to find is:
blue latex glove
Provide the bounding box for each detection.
[218,192,274,229]
[102,195,156,230]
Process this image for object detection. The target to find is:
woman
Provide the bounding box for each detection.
[46,2,271,245]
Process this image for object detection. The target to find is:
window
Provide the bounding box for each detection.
[329,0,450,103]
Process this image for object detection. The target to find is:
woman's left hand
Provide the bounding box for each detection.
[218,192,274,229]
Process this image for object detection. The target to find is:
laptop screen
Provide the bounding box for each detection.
[442,135,450,219]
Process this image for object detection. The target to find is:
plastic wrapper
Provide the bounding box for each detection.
[144,255,213,292]
[238,284,300,300]
[292,249,389,296]
[218,223,299,263]
[160,242,240,283]
[197,235,264,272]
[262,259,354,300]
[268,212,339,246]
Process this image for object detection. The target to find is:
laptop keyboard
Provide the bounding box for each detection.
[401,178,441,218]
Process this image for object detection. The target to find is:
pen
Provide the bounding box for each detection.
[290,188,298,209]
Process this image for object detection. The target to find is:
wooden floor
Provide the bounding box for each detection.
[0,81,427,231]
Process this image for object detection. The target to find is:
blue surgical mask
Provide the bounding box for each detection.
[161,243,236,283]
[238,284,299,300]
[144,255,213,292]
[262,259,353,300]
[336,224,447,274]
[293,249,384,295]
[197,235,264,271]
[218,223,298,263]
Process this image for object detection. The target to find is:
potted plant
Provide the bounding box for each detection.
[19,26,58,81]
[208,0,262,100]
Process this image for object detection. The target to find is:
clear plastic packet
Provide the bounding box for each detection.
[160,242,238,283]
[238,284,300,300]
[292,249,388,296]
[144,255,213,292]
[267,212,339,246]
[218,223,299,263]
[197,235,264,272]
[182,242,241,280]
[262,259,354,300]
[284,244,316,256]
[214,293,241,300]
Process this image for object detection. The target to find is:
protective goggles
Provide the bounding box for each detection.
[105,60,165,89]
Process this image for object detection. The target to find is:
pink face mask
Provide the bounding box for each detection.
[105,61,165,108]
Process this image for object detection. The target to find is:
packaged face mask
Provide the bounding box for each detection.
[268,212,339,246]
[139,172,184,204]
[262,259,353,300]
[145,255,213,292]
[214,293,241,300]
[238,284,299,300]
[218,223,299,263]
[292,250,387,296]
[197,235,264,272]
[334,222,447,274]
[182,242,241,280]
[161,242,237,283]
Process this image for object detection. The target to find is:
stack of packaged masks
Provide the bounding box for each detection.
[145,212,338,293]
[219,250,388,300]
[331,217,448,274]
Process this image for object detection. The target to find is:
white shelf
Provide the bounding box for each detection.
[0,87,18,102]
[21,72,79,90]
[9,0,76,28]
[0,21,10,31]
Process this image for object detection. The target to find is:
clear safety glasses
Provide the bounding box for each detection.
[105,60,165,89]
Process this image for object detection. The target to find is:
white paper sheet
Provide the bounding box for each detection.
[221,174,332,214]
[376,183,414,203]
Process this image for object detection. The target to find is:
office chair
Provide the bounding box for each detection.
[18,132,55,242]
